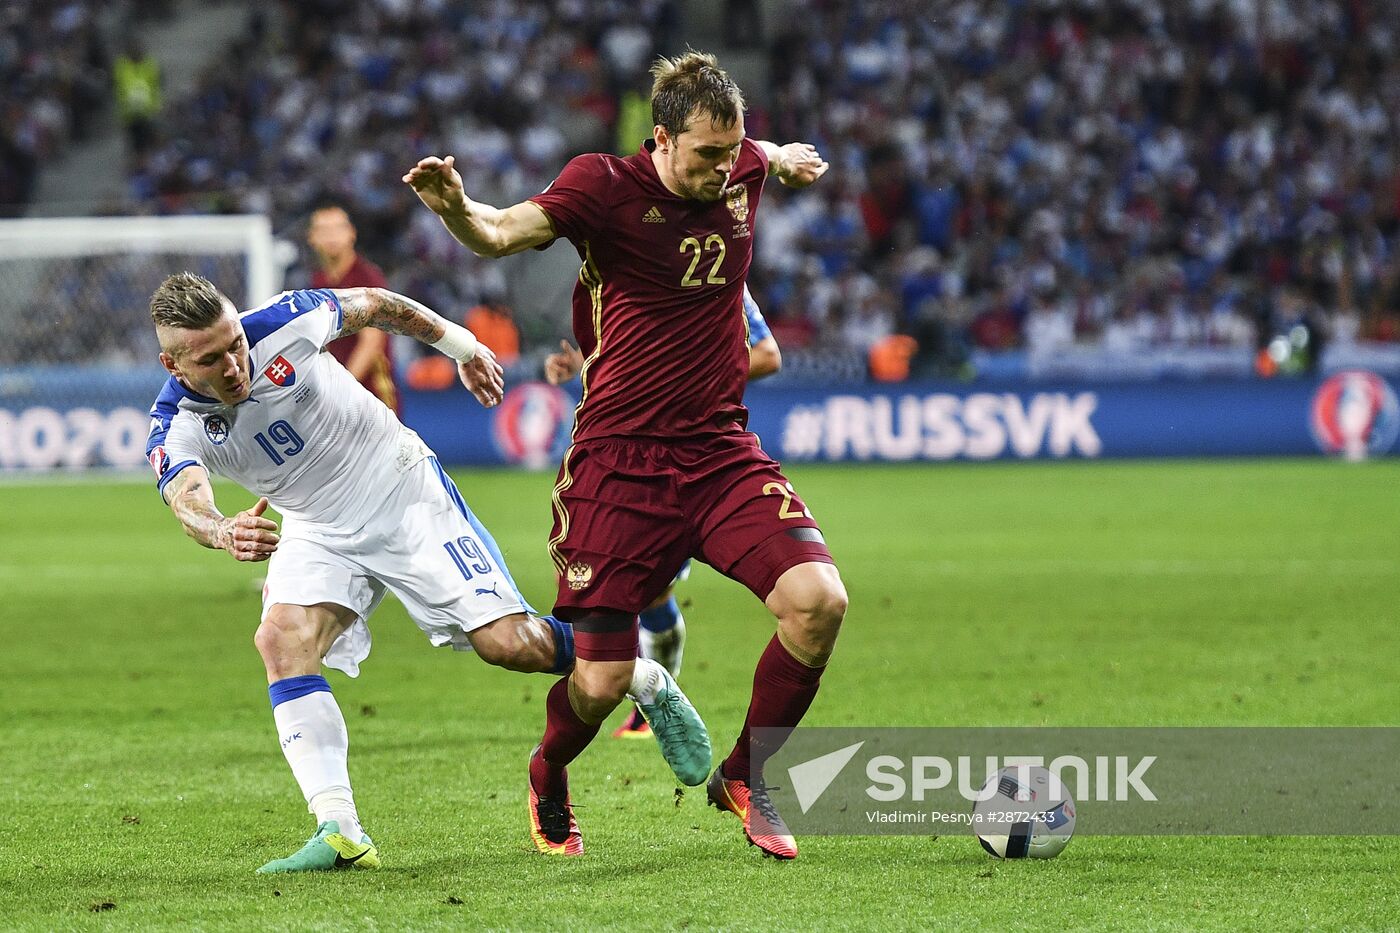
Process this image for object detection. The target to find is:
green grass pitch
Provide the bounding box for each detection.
[2,459,1398,930]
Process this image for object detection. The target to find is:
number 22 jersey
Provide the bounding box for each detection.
[528,138,770,442]
[145,289,428,532]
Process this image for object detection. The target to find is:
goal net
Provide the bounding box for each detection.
[0,215,285,471]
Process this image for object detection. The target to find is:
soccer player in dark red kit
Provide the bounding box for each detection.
[307,201,400,414]
[404,51,846,860]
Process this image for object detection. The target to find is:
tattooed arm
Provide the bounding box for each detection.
[331,287,505,407]
[334,287,448,343]
[163,466,280,562]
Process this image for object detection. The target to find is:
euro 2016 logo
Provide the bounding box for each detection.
[491,382,573,470]
[1310,371,1399,461]
[147,445,169,477]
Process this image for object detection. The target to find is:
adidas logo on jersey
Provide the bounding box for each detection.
[642,206,666,223]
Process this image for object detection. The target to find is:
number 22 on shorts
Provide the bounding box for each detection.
[763,481,813,520]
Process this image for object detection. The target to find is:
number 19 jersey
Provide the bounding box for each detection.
[145,289,426,533]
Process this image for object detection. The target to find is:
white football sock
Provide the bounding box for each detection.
[272,690,363,841]
[309,788,362,843]
[628,658,665,704]
[640,616,686,677]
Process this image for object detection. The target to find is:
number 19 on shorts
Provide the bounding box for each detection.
[443,535,494,581]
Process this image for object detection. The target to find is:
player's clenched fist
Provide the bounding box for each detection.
[773,143,829,188]
[403,155,467,216]
[220,496,280,562]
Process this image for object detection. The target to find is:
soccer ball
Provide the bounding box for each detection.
[972,765,1075,859]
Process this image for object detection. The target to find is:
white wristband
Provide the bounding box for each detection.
[431,322,478,362]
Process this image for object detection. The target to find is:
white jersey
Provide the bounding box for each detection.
[145,288,428,533]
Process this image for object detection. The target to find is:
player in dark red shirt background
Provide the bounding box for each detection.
[307,201,399,414]
[404,50,844,861]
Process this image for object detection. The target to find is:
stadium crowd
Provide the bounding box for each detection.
[0,0,139,217]
[123,0,680,342]
[8,0,1400,375]
[750,0,1400,375]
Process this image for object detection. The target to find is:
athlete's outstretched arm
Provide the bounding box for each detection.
[755,141,830,188]
[163,466,280,562]
[334,286,505,407]
[402,155,555,258]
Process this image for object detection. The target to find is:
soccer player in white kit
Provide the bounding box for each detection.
[144,273,707,873]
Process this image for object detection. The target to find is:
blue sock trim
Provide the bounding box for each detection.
[546,615,575,674]
[640,596,682,633]
[268,674,331,708]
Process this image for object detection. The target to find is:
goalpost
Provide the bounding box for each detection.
[0,215,280,312]
[0,214,287,472]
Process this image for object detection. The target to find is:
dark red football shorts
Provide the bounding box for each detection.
[548,432,834,660]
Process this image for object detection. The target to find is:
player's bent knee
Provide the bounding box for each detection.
[771,564,848,627]
[813,577,849,627]
[255,603,354,679]
[254,608,317,657]
[572,660,633,705]
[469,613,547,673]
[770,565,847,663]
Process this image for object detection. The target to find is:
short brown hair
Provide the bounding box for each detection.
[150,272,227,330]
[650,50,745,139]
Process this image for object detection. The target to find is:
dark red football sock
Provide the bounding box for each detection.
[531,675,601,797]
[722,634,827,783]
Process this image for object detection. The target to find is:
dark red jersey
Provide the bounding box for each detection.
[311,254,398,413]
[529,138,769,441]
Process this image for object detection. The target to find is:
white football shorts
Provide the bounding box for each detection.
[261,455,533,676]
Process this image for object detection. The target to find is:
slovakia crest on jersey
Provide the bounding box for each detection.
[264,355,296,387]
[148,445,169,477]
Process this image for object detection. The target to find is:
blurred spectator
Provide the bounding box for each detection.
[407,297,521,391]
[614,78,654,156]
[869,332,917,382]
[307,200,398,414]
[0,112,40,218]
[113,36,160,160]
[724,0,764,49]
[1024,292,1074,359]
[465,297,521,367]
